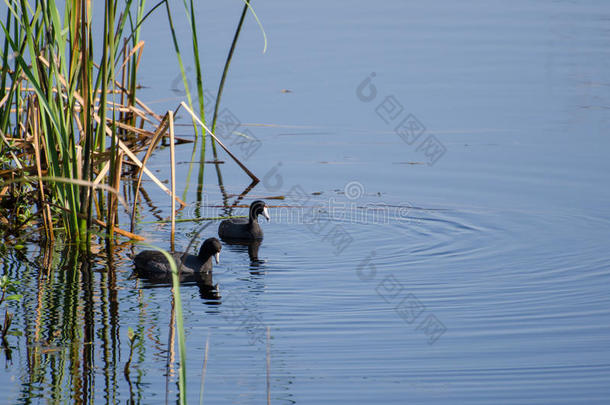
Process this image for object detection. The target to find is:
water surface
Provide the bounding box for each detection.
[1,0,609,403]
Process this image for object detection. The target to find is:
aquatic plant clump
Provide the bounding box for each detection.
[0,0,260,246]
[0,0,178,243]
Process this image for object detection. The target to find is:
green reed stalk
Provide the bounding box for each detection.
[145,246,188,404]
[182,0,208,180]
[164,0,206,203]
[211,0,250,138]
[127,0,146,122]
[164,2,198,125]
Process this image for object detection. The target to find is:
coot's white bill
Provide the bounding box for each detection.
[215,252,220,264]
[262,206,270,221]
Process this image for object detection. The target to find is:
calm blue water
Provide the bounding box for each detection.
[1,0,610,403]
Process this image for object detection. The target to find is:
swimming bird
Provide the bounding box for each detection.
[218,200,269,241]
[134,237,222,280]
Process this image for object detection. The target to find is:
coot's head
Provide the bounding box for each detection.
[198,237,222,263]
[250,200,270,222]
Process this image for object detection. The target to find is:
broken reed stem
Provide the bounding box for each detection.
[92,218,145,241]
[180,102,259,182]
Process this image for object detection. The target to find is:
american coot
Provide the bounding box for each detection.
[134,237,222,280]
[218,200,269,241]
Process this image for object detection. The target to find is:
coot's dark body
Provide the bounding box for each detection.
[134,237,222,281]
[218,200,269,241]
[135,264,220,300]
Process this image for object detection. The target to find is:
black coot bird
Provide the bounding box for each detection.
[218,200,269,241]
[134,237,222,281]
